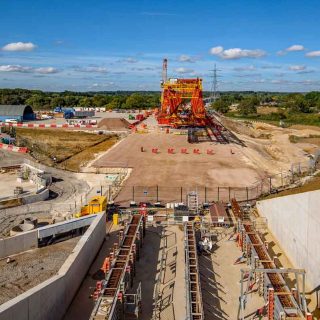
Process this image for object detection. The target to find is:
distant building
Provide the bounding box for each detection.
[0,105,35,122]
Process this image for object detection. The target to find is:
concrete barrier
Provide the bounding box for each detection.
[257,190,320,290]
[0,229,38,258]
[0,213,106,320]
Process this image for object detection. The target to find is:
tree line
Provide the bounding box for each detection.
[211,91,320,115]
[0,89,161,110]
[211,91,320,126]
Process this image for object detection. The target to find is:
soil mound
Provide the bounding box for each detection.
[98,118,130,130]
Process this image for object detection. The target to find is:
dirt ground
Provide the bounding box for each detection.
[93,131,265,205]
[92,115,319,205]
[0,236,79,305]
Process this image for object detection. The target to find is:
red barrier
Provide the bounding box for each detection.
[0,143,3,148]
[207,149,214,155]
[50,124,57,128]
[168,148,175,154]
[193,148,200,154]
[62,124,69,128]
[152,148,158,154]
[18,147,28,153]
[39,124,45,128]
[7,145,13,151]
[27,123,34,127]
[85,125,92,128]
[181,148,188,154]
[16,123,23,127]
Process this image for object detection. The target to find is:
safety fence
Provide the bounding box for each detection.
[0,122,97,129]
[0,143,28,153]
[112,156,320,206]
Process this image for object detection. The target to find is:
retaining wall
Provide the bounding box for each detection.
[257,190,320,290]
[0,229,38,258]
[0,212,106,320]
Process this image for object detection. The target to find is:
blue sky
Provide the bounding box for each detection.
[1,0,320,92]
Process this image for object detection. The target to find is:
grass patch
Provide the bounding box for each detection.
[289,134,320,146]
[58,136,119,171]
[15,128,118,171]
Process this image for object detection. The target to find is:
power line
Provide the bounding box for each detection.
[209,64,221,103]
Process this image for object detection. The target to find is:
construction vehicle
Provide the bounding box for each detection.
[75,196,107,218]
[53,107,94,119]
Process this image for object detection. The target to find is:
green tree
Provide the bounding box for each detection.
[237,96,259,115]
[125,93,145,109]
[211,99,230,113]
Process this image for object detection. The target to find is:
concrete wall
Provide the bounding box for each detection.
[0,229,38,258]
[257,190,320,290]
[0,213,106,320]
[22,188,49,204]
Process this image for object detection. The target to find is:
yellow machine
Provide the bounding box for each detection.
[75,196,107,218]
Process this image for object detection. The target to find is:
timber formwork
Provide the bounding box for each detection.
[233,199,306,319]
[185,223,204,320]
[90,214,145,320]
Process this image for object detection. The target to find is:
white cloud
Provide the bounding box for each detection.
[288,65,306,71]
[209,46,266,59]
[2,42,37,52]
[233,65,256,71]
[0,64,59,74]
[178,54,199,63]
[209,46,224,55]
[174,67,194,74]
[35,67,59,74]
[286,44,305,52]
[0,65,32,72]
[277,44,305,56]
[306,51,320,57]
[119,57,138,63]
[74,66,108,73]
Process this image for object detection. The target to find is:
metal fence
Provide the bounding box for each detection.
[112,157,320,206]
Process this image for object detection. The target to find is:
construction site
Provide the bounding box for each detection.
[1,59,320,320]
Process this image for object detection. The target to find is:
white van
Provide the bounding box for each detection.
[5,119,18,124]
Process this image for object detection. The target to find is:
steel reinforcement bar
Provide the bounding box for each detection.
[233,199,305,319]
[90,214,145,320]
[185,222,204,320]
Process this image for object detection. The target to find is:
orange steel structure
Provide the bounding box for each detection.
[158,59,207,127]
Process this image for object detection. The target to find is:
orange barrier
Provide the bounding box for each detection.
[152,148,158,154]
[181,148,188,154]
[193,148,200,154]
[168,148,175,154]
[207,149,214,155]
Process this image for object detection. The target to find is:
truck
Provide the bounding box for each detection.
[53,107,95,119]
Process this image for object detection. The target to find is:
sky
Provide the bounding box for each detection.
[1,0,320,92]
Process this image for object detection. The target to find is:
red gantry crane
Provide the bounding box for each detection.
[158,59,207,127]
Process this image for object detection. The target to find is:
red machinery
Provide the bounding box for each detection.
[158,59,207,127]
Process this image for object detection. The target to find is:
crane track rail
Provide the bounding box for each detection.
[231,199,305,319]
[90,214,145,320]
[185,222,204,320]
